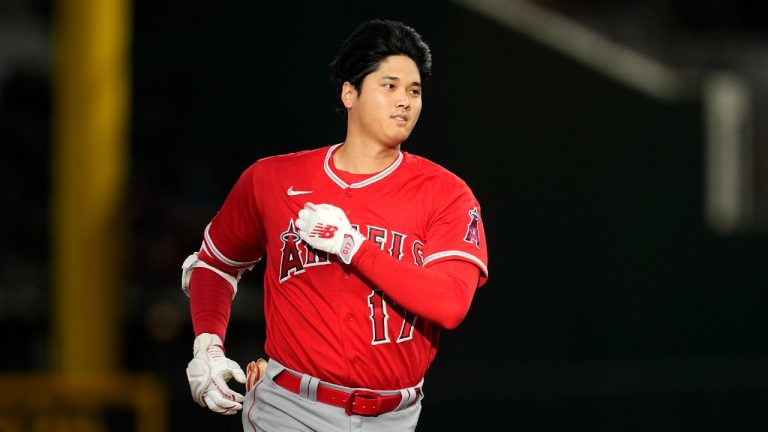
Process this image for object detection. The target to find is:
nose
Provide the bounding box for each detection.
[395,89,410,110]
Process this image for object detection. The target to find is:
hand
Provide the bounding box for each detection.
[245,358,267,392]
[186,333,246,415]
[295,202,366,264]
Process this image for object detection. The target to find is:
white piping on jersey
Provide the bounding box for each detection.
[323,143,404,189]
[423,250,488,276]
[181,252,239,298]
[203,223,261,268]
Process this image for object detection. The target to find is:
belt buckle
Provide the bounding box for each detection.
[344,389,382,416]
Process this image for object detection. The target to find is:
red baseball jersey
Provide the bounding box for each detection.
[203,144,488,390]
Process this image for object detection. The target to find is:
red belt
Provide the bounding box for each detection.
[273,370,419,416]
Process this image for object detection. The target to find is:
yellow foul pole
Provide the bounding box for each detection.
[52,0,130,374]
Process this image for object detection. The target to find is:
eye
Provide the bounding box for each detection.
[383,83,395,90]
[410,88,421,96]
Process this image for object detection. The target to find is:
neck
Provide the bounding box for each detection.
[333,138,401,174]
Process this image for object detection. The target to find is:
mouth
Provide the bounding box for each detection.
[391,114,409,125]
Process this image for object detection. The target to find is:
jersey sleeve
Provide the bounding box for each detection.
[422,182,488,286]
[203,162,266,270]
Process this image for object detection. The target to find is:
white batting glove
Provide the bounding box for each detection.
[295,202,366,264]
[186,333,246,415]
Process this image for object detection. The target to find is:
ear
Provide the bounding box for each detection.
[341,81,357,109]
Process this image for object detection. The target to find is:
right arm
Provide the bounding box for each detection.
[182,163,265,414]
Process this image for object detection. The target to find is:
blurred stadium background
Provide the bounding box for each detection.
[2,0,768,430]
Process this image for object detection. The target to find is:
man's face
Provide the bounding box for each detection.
[344,55,423,148]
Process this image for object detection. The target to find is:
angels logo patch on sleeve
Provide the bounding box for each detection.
[464,208,481,248]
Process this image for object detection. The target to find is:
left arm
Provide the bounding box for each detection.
[296,202,483,329]
[351,241,480,329]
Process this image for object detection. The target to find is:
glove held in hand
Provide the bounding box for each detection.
[296,202,366,264]
[186,333,246,415]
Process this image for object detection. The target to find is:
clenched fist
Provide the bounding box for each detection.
[295,202,366,264]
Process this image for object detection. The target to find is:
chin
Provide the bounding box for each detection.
[385,137,408,148]
[385,131,412,147]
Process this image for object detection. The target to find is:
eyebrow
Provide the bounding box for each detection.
[381,75,422,87]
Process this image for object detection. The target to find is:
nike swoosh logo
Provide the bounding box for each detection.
[287,186,313,196]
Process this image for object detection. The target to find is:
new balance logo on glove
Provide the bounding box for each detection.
[309,224,339,239]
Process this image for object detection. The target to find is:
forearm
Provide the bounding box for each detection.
[351,241,479,329]
[189,267,234,341]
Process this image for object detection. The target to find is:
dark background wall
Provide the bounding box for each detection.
[3,0,768,430]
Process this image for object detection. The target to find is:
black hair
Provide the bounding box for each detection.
[329,19,432,96]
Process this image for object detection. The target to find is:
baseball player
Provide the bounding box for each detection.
[182,19,488,431]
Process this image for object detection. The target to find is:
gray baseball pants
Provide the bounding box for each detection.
[241,359,423,431]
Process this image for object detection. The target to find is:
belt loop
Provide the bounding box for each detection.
[299,374,321,401]
[299,375,310,399]
[307,376,320,401]
[395,387,416,411]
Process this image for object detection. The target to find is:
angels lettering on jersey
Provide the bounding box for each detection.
[279,219,425,282]
[278,217,430,346]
